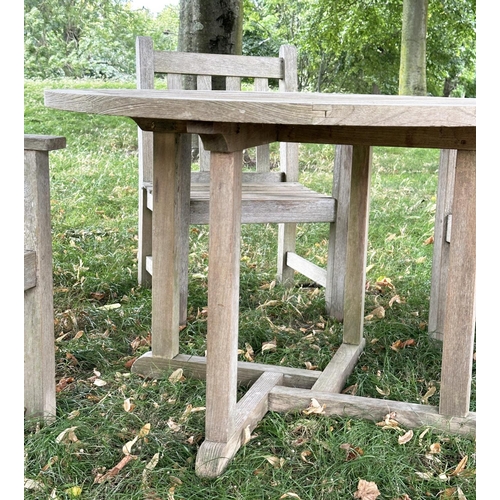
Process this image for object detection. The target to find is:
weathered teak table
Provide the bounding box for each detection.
[44,89,476,477]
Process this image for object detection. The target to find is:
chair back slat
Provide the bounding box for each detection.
[153,50,283,79]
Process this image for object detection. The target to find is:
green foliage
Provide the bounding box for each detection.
[24,0,475,96]
[24,0,179,79]
[243,0,476,96]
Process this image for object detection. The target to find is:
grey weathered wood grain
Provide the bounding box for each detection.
[439,150,476,417]
[205,151,243,443]
[24,135,65,421]
[429,149,457,340]
[343,145,372,345]
[269,386,475,436]
[131,352,321,388]
[44,89,475,130]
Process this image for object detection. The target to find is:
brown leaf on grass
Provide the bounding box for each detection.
[340,443,364,461]
[280,494,301,499]
[388,295,402,307]
[423,236,434,245]
[429,442,441,454]
[440,487,467,499]
[342,383,358,395]
[167,418,182,432]
[421,386,437,404]
[123,398,135,413]
[94,454,137,484]
[262,339,277,353]
[398,430,414,444]
[66,352,79,366]
[353,479,381,499]
[138,423,151,438]
[300,450,314,464]
[168,368,185,383]
[244,343,255,362]
[304,361,318,370]
[371,306,386,319]
[376,386,390,396]
[375,277,395,290]
[56,377,75,392]
[391,339,416,351]
[55,427,79,444]
[124,357,137,369]
[266,456,285,468]
[303,398,325,415]
[450,455,468,476]
[376,412,400,429]
[123,436,138,455]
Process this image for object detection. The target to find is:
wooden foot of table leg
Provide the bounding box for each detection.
[196,372,283,478]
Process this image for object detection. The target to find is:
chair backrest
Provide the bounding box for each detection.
[136,36,298,182]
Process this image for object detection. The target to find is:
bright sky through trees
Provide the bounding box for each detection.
[129,0,178,14]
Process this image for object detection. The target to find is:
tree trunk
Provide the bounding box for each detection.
[178,0,243,90]
[398,0,428,96]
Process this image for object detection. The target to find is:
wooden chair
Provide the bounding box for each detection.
[24,134,66,422]
[135,36,348,323]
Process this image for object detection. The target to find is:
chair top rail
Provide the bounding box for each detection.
[153,50,284,80]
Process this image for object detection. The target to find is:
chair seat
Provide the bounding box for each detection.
[144,182,336,224]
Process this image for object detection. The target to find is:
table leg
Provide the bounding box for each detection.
[343,145,372,345]
[151,132,190,359]
[439,150,476,417]
[195,150,242,475]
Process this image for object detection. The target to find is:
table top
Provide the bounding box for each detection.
[44,89,476,150]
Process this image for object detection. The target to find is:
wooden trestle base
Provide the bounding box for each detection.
[131,341,475,478]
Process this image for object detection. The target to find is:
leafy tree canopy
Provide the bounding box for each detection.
[24,0,179,79]
[24,0,475,97]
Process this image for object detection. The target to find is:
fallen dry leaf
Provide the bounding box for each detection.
[123,398,135,413]
[266,456,285,468]
[376,412,400,429]
[123,436,138,455]
[371,306,386,318]
[415,471,433,480]
[391,339,416,351]
[94,454,136,484]
[353,479,381,499]
[303,398,325,415]
[450,455,468,476]
[167,418,181,432]
[262,339,277,352]
[300,450,314,464]
[376,386,390,396]
[304,361,318,370]
[56,377,75,392]
[423,235,434,245]
[342,383,358,395]
[388,295,402,307]
[280,493,301,499]
[398,429,414,444]
[139,423,151,438]
[145,453,160,471]
[421,386,437,404]
[55,426,79,444]
[24,478,44,491]
[168,368,185,383]
[429,442,441,454]
[340,443,364,461]
[245,343,255,362]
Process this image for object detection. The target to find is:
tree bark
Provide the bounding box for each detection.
[398,0,428,96]
[178,0,243,90]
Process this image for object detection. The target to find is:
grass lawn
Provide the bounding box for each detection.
[24,79,476,499]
